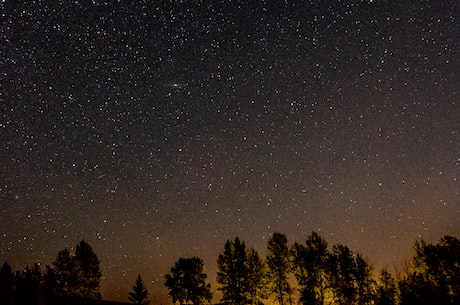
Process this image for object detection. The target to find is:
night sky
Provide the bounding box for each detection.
[1,0,459,303]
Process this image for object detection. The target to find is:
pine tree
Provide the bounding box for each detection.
[129,274,150,305]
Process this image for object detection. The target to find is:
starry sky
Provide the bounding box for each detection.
[1,0,459,303]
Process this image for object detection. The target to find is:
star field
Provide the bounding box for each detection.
[1,0,459,302]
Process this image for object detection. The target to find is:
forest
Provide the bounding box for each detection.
[0,233,459,305]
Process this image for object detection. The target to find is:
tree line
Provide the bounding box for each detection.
[164,233,459,305]
[1,233,459,305]
[0,240,102,305]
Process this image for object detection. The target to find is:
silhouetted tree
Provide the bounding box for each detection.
[291,232,331,305]
[266,233,292,305]
[353,254,375,305]
[329,244,374,305]
[375,269,397,305]
[14,264,43,305]
[217,237,264,305]
[0,262,15,305]
[399,235,460,305]
[330,244,356,304]
[46,248,78,296]
[165,257,212,305]
[74,240,102,299]
[45,240,102,299]
[246,248,265,305]
[129,274,150,305]
[399,273,439,305]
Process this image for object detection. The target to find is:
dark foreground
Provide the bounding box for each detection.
[35,295,130,305]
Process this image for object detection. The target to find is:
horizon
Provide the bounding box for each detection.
[3,232,457,303]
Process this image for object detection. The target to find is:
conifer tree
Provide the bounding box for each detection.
[129,274,150,305]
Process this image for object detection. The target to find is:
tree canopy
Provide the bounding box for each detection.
[165,257,212,305]
[46,240,102,299]
[399,235,460,305]
[266,233,292,305]
[217,237,264,305]
[2,233,459,305]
